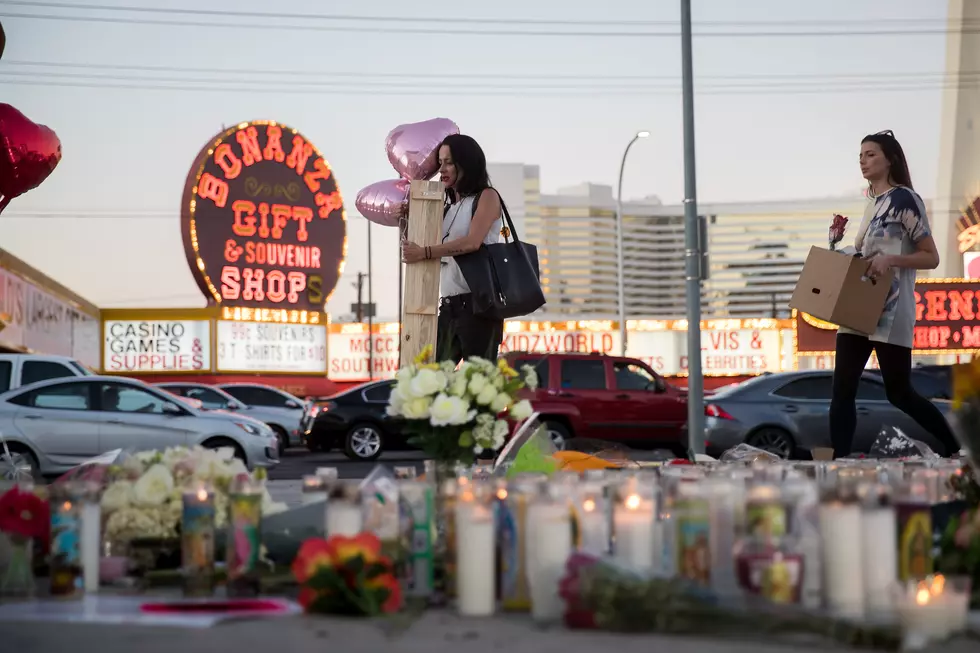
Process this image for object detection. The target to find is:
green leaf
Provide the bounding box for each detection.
[364,561,391,579]
[346,554,366,576]
[458,430,474,447]
[307,567,345,592]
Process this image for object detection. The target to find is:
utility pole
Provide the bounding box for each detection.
[354,272,366,322]
[681,0,706,457]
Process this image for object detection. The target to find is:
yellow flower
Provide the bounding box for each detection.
[497,358,518,378]
[419,363,441,371]
[414,344,433,365]
[953,362,980,410]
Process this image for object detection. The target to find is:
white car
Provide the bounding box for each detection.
[0,376,280,477]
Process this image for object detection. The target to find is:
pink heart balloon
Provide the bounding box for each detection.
[385,117,459,181]
[355,179,411,227]
[0,104,62,205]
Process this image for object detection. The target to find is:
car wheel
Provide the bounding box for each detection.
[544,421,570,451]
[746,428,795,459]
[0,444,39,481]
[202,438,247,462]
[344,424,384,461]
[269,425,288,456]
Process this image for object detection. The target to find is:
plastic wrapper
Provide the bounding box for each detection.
[719,443,781,464]
[868,426,938,460]
[492,415,557,477]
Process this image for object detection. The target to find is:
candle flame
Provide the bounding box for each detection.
[915,588,931,606]
[197,488,209,502]
[625,494,641,510]
[496,488,508,500]
[929,574,945,596]
[460,490,475,503]
[62,501,72,511]
[583,498,596,513]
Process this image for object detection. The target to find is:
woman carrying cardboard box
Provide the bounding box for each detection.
[828,130,959,457]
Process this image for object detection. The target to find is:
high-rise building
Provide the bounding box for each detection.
[933,0,980,279]
[526,182,868,319]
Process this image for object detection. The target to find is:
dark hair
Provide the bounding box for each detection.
[440,134,492,201]
[861,130,913,192]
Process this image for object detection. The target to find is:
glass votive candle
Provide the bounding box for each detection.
[316,467,339,482]
[612,477,657,574]
[574,482,610,556]
[301,474,327,505]
[393,466,417,480]
[325,480,363,537]
[943,575,972,634]
[455,480,496,617]
[897,578,951,646]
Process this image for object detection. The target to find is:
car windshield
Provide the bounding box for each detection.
[68,361,93,376]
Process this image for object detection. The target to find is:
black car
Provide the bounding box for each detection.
[304,380,406,461]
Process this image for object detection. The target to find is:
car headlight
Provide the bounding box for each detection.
[234,421,261,436]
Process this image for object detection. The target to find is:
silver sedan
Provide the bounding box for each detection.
[703,370,954,459]
[0,375,280,477]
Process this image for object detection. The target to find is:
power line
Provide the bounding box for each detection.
[0,9,969,37]
[0,1,970,29]
[2,75,977,97]
[4,59,977,83]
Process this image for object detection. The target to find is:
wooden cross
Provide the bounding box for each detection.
[400,180,445,366]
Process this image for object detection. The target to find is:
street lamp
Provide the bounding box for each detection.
[616,130,650,356]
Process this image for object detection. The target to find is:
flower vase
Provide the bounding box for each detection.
[0,537,35,597]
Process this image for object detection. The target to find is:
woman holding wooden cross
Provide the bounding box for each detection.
[401,134,505,363]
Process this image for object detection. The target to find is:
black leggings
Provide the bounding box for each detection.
[435,293,504,364]
[829,333,958,457]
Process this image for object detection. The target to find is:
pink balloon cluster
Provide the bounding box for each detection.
[355,117,459,227]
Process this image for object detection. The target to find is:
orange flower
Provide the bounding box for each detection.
[292,538,335,583]
[367,570,403,613]
[324,532,382,566]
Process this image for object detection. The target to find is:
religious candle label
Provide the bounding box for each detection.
[896,503,933,581]
[182,494,216,596]
[226,493,262,596]
[746,501,787,540]
[400,481,435,598]
[49,501,82,596]
[736,551,804,603]
[498,491,530,610]
[675,498,711,585]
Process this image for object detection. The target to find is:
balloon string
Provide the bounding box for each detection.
[0,196,10,216]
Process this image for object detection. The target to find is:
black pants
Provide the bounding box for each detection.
[829,333,958,457]
[436,294,504,364]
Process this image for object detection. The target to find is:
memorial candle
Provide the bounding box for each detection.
[575,484,609,556]
[181,482,216,597]
[526,488,572,623]
[613,481,655,573]
[79,483,101,594]
[859,484,897,618]
[325,481,363,537]
[818,491,865,619]
[226,476,263,598]
[455,482,495,616]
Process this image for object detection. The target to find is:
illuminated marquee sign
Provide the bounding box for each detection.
[103,320,210,373]
[181,120,346,313]
[957,196,980,254]
[796,279,980,354]
[217,320,327,374]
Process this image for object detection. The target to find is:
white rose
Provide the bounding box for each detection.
[467,373,487,396]
[493,419,510,440]
[490,392,512,414]
[510,399,533,421]
[101,481,134,511]
[395,367,414,384]
[476,384,498,406]
[132,464,175,506]
[475,413,494,427]
[449,373,468,397]
[493,374,505,390]
[440,360,458,375]
[409,368,447,398]
[429,393,476,427]
[402,396,433,420]
[387,384,408,416]
[521,366,539,390]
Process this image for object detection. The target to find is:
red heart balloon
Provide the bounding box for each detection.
[0,104,63,204]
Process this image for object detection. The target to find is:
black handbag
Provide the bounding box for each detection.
[452,189,546,320]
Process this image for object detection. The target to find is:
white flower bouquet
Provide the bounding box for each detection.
[57,446,287,544]
[386,345,537,464]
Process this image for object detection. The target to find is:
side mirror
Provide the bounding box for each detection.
[162,402,183,416]
[285,400,300,409]
[225,402,239,411]
[653,377,666,393]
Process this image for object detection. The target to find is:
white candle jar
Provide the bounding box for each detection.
[858,484,898,619]
[818,490,866,620]
[325,481,363,537]
[612,477,657,574]
[526,486,573,623]
[455,480,496,617]
[574,482,609,556]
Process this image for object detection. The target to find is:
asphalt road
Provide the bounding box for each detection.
[269,449,428,481]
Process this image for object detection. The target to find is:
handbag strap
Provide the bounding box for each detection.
[471,188,521,245]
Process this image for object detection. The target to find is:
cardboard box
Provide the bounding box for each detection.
[789,246,894,335]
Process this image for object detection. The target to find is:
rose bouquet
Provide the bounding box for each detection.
[292,533,402,616]
[0,485,48,594]
[62,446,288,545]
[829,214,848,251]
[386,345,536,465]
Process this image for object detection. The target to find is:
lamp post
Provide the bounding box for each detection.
[680,0,705,456]
[616,130,650,356]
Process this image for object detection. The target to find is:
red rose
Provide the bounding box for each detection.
[0,487,49,541]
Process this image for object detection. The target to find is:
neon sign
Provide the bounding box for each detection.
[180,121,346,312]
[956,196,980,254]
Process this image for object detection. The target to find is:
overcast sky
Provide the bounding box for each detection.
[0,0,951,319]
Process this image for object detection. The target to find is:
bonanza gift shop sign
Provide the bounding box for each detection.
[181,121,346,312]
[103,320,210,372]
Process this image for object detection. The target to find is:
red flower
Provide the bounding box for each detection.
[0,487,48,541]
[292,538,335,584]
[367,570,403,613]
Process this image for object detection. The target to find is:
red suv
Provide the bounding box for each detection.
[502,352,688,453]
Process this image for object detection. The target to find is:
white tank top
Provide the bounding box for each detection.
[440,194,503,297]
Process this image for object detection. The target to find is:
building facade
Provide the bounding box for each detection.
[526,182,869,320]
